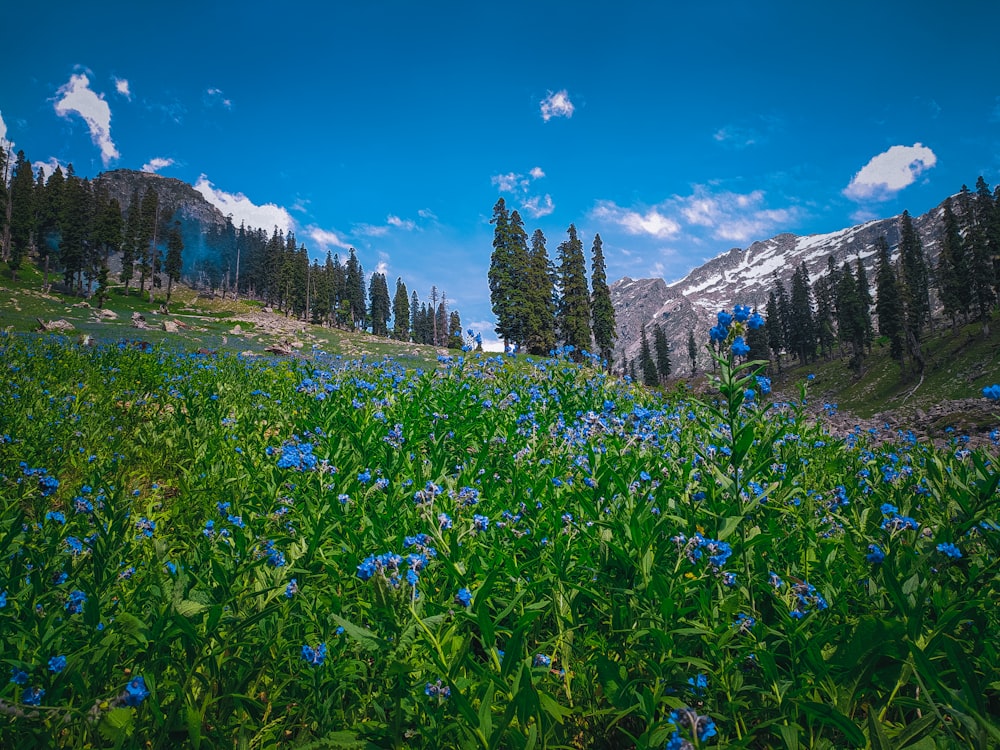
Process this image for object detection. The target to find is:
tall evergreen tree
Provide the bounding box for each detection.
[969,177,997,328]
[812,271,836,359]
[874,236,905,365]
[436,298,448,347]
[788,263,815,364]
[687,329,698,375]
[164,221,184,303]
[556,224,591,357]
[652,323,671,383]
[638,327,658,386]
[937,196,970,329]
[488,199,529,349]
[590,233,616,367]
[765,291,783,371]
[410,290,420,341]
[368,272,391,336]
[37,165,64,290]
[345,249,366,329]
[120,188,141,295]
[855,257,874,351]
[60,167,93,291]
[6,151,34,279]
[448,310,463,349]
[524,229,557,355]
[835,262,866,375]
[392,277,410,341]
[899,209,931,366]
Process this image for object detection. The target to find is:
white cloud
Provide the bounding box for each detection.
[387,215,416,231]
[464,320,505,352]
[374,251,390,276]
[540,89,574,122]
[141,157,175,173]
[205,88,233,109]
[592,201,681,239]
[194,175,293,233]
[418,208,438,221]
[32,157,66,180]
[0,110,11,154]
[114,77,131,99]
[529,166,545,179]
[307,226,352,251]
[54,73,120,166]
[491,172,527,192]
[522,194,555,218]
[354,223,391,237]
[843,143,937,202]
[592,186,802,245]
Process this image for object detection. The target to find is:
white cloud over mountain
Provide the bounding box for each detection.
[194,175,293,234]
[141,157,175,173]
[54,73,120,166]
[843,143,937,201]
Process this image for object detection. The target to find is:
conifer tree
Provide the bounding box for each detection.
[436,299,448,347]
[368,272,391,336]
[120,188,141,295]
[874,236,905,365]
[590,233,616,367]
[37,165,64,290]
[836,262,866,375]
[410,290,420,341]
[60,167,93,291]
[639,327,658,386]
[448,310,463,349]
[345,249,366,329]
[899,209,931,356]
[969,177,997,327]
[937,196,969,329]
[392,278,410,341]
[765,291,783,371]
[522,230,556,355]
[652,323,671,383]
[164,221,184,303]
[488,199,529,349]
[812,272,836,359]
[855,257,874,350]
[556,224,591,358]
[6,151,34,280]
[788,263,815,363]
[687,329,698,375]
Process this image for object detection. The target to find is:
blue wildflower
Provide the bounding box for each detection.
[285,578,299,598]
[45,510,66,524]
[65,589,86,614]
[866,544,885,564]
[455,587,472,607]
[135,517,155,538]
[731,336,750,357]
[533,654,552,668]
[472,514,489,532]
[21,686,45,706]
[10,668,28,685]
[301,643,327,666]
[48,655,67,673]
[123,676,149,706]
[687,673,708,696]
[425,679,451,699]
[733,304,751,322]
[982,384,1000,400]
[936,542,962,559]
[0,591,6,608]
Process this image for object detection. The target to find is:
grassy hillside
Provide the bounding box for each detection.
[0,262,444,367]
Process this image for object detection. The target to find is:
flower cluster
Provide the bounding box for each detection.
[425,679,451,700]
[672,533,732,573]
[123,676,150,707]
[708,306,765,358]
[301,643,327,667]
[982,384,1000,400]
[356,551,429,594]
[269,436,318,471]
[880,503,919,532]
[774,577,829,619]
[936,542,962,559]
[666,707,718,749]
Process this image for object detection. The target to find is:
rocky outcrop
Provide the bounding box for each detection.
[94,170,229,230]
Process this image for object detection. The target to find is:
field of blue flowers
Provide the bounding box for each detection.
[1,312,998,749]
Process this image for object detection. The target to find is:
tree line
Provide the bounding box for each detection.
[488,197,616,363]
[757,177,1000,381]
[0,148,464,347]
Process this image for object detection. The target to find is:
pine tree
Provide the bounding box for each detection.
[345,249,366,329]
[37,165,64,290]
[899,209,931,371]
[937,197,969,329]
[638,327,658,387]
[765,291,783,371]
[652,323,671,383]
[392,278,410,341]
[855,257,874,351]
[368,272,391,336]
[775,275,792,356]
[120,188,141,295]
[812,272,836,359]
[969,177,997,327]
[788,263,815,364]
[60,166,93,292]
[6,151,34,280]
[687,329,698,375]
[0,144,9,265]
[410,290,420,341]
[874,236,905,365]
[556,224,591,358]
[448,310,463,349]
[436,299,448,347]
[488,199,529,349]
[835,262,866,375]
[524,229,557,355]
[136,187,159,295]
[590,233,616,367]
[164,221,184,303]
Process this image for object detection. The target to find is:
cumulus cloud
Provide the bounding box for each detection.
[194,175,293,233]
[308,226,352,251]
[354,223,390,237]
[32,157,67,180]
[529,166,545,179]
[491,172,528,192]
[0,110,11,152]
[540,89,574,122]
[114,77,131,99]
[464,320,505,352]
[592,186,801,245]
[592,201,681,239]
[522,194,555,218]
[418,208,438,221]
[374,252,390,276]
[54,73,120,166]
[843,143,937,201]
[141,157,175,173]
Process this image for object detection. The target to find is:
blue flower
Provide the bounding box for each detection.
[733,304,751,322]
[65,589,87,614]
[731,337,750,357]
[455,587,472,607]
[10,668,28,685]
[533,654,552,668]
[45,510,66,524]
[982,384,1000,400]
[21,686,45,706]
[747,311,765,329]
[717,310,733,329]
[866,544,885,564]
[755,375,771,394]
[135,517,155,538]
[0,591,6,608]
[48,655,67,673]
[285,578,299,598]
[936,542,962,559]
[472,514,490,532]
[301,643,327,666]
[425,679,451,699]
[687,673,708,696]
[123,676,149,707]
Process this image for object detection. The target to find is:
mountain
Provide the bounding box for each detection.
[611,200,951,375]
[94,170,229,230]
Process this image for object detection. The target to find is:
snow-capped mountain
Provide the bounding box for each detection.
[610,201,949,375]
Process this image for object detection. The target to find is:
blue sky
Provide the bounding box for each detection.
[3,1,999,347]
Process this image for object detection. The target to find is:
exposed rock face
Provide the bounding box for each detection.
[611,200,951,376]
[94,170,229,230]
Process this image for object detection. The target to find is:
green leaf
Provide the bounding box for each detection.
[717,515,743,541]
[331,614,386,652]
[175,599,209,618]
[538,691,571,725]
[800,701,864,747]
[98,707,135,743]
[893,714,937,748]
[867,712,891,750]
